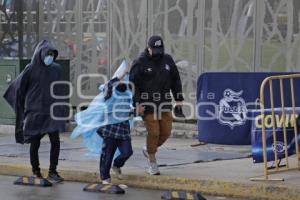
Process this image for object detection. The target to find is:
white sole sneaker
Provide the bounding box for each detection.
[147,162,160,175]
[118,184,128,189]
[112,166,123,180]
[147,170,160,176]
[102,179,112,185]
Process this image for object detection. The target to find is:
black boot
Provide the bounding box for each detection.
[33,169,43,179]
[48,170,64,182]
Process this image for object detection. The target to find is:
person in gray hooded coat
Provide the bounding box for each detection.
[3,40,66,181]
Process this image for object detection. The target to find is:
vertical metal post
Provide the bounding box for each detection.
[75,0,83,105]
[269,80,279,170]
[260,79,269,180]
[25,0,34,57]
[36,0,40,42]
[16,0,24,59]
[254,0,264,72]
[286,0,294,70]
[146,0,153,43]
[279,79,289,168]
[197,0,205,74]
[163,0,168,51]
[38,0,44,42]
[290,78,300,169]
[107,0,112,78]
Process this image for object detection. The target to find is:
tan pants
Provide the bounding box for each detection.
[143,112,173,161]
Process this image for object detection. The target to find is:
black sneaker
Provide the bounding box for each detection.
[33,170,44,179]
[48,171,64,182]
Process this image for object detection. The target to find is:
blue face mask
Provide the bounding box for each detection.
[44,55,54,66]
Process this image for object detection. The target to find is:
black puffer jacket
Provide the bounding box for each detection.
[129,49,184,114]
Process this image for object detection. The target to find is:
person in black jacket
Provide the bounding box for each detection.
[129,35,184,175]
[3,40,65,182]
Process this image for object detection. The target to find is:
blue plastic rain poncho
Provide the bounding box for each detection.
[71,61,138,156]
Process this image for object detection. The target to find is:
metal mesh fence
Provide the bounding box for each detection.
[1,0,300,109]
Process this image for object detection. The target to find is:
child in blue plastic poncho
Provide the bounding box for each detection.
[71,61,141,185]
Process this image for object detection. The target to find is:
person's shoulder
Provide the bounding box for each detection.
[51,62,62,70]
[52,62,61,67]
[164,53,176,66]
[132,52,146,68]
[20,64,33,77]
[50,62,63,78]
[164,53,174,61]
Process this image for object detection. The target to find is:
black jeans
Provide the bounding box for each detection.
[30,132,60,173]
[100,137,133,180]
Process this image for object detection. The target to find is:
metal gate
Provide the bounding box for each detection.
[1,0,300,115]
[251,73,300,181]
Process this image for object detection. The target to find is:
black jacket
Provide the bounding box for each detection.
[3,40,66,143]
[129,49,184,114]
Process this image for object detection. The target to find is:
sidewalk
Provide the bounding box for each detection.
[0,132,299,200]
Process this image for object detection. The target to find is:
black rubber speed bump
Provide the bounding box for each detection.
[14,176,53,187]
[83,183,125,194]
[161,191,206,200]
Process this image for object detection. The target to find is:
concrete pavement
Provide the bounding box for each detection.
[0,175,244,200]
[0,132,299,200]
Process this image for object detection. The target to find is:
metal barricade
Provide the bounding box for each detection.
[251,74,300,181]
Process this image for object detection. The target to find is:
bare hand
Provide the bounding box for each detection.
[124,66,130,74]
[137,105,145,116]
[175,101,183,107]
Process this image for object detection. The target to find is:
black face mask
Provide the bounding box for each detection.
[152,52,164,60]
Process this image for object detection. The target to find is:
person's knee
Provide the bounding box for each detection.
[144,115,160,137]
[50,138,60,147]
[148,131,160,140]
[123,149,133,159]
[128,149,133,157]
[30,141,40,147]
[146,125,160,138]
[30,142,41,151]
[49,132,60,146]
[159,115,172,137]
[160,128,171,137]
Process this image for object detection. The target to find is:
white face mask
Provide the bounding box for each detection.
[44,55,54,66]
